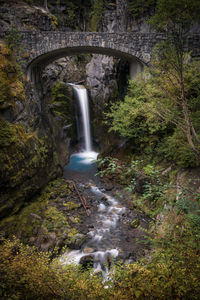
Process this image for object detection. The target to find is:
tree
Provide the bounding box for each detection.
[146,47,200,160]
[106,79,164,143]
[44,0,48,11]
[106,47,200,166]
[148,0,200,156]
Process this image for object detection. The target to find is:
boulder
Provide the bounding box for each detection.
[68,233,86,249]
[135,176,149,194]
[83,247,94,254]
[80,254,94,269]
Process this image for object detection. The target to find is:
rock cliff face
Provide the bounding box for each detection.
[86,54,118,112]
[0,0,153,217]
[0,43,55,218]
[0,2,70,217]
[0,1,56,31]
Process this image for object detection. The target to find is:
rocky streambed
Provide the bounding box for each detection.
[59,152,150,277]
[0,152,149,278]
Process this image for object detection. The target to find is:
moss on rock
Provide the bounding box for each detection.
[0,178,83,252]
[0,40,61,218]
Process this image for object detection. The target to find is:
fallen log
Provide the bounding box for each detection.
[64,179,90,216]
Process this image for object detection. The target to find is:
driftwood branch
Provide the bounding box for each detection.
[65,180,90,216]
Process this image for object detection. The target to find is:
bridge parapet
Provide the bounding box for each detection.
[0,31,199,81]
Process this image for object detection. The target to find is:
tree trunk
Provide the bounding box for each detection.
[44,0,48,11]
[181,79,200,156]
[174,32,200,157]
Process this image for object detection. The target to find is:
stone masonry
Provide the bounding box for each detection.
[0,30,199,81]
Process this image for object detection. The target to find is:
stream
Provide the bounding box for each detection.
[59,85,148,280]
[61,161,126,279]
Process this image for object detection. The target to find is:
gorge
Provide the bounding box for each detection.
[0,0,200,299]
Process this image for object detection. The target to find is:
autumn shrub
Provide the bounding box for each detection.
[0,238,64,299]
[111,207,200,300]
[0,238,109,300]
[0,221,199,299]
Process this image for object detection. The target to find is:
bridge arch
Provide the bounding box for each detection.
[27,44,145,83]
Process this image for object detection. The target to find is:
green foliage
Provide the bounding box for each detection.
[0,119,17,148]
[111,177,200,299]
[106,55,200,167]
[96,156,121,177]
[90,0,104,31]
[106,78,164,138]
[157,129,199,167]
[149,0,200,34]
[50,81,73,123]
[128,0,157,18]
[0,178,200,299]
[0,120,51,189]
[0,41,25,109]
[65,1,78,25]
[96,156,169,216]
[106,77,169,158]
[106,0,200,167]
[63,201,79,211]
[43,206,69,231]
[51,0,92,30]
[147,47,200,161]
[173,188,200,239]
[0,178,81,249]
[0,42,57,213]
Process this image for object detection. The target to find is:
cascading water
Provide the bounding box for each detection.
[73,85,92,151]
[62,84,126,281]
[60,185,125,280]
[65,84,98,172]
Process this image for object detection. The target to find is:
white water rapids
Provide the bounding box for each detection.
[60,185,125,279]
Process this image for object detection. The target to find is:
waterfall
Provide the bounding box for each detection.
[65,84,97,172]
[73,85,92,152]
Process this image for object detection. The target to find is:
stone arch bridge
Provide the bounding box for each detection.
[1,31,200,81]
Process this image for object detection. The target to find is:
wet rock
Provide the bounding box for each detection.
[115,204,122,208]
[79,254,94,269]
[104,183,114,191]
[68,233,86,250]
[32,225,40,235]
[86,54,118,112]
[40,232,57,252]
[83,247,94,254]
[101,196,109,206]
[135,176,149,194]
